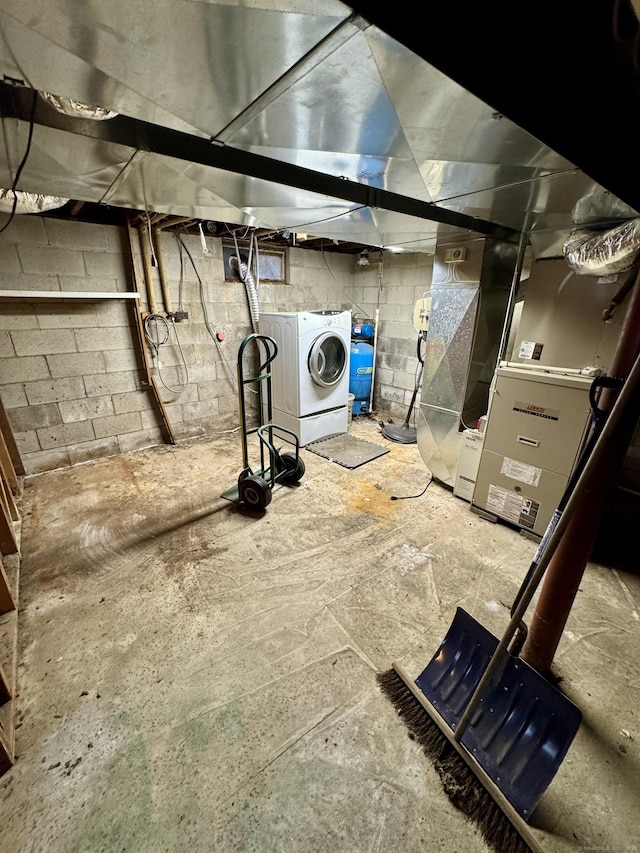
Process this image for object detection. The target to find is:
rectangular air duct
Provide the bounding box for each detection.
[417,238,518,486]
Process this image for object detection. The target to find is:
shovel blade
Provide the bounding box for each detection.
[415,608,582,819]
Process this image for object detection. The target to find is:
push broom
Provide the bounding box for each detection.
[378,348,640,853]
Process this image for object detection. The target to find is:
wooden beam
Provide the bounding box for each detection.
[0,427,18,495]
[0,558,15,615]
[124,220,176,446]
[0,484,18,555]
[0,664,10,704]
[0,399,23,477]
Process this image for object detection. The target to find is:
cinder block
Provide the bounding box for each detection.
[192,380,218,402]
[9,402,62,432]
[58,275,119,293]
[93,411,143,439]
[180,356,216,385]
[83,252,128,279]
[217,393,239,416]
[0,213,48,244]
[1,273,61,292]
[58,395,114,424]
[0,330,14,358]
[0,382,27,409]
[68,436,120,466]
[45,218,108,251]
[103,349,142,373]
[173,420,207,439]
[47,351,106,378]
[112,389,153,415]
[14,429,40,455]
[38,305,98,329]
[182,398,219,421]
[105,225,127,254]
[22,446,71,475]
[37,419,96,450]
[0,355,50,383]
[0,244,21,272]
[75,326,134,352]
[378,383,405,405]
[25,377,85,406]
[0,304,38,330]
[375,366,393,385]
[12,328,76,357]
[94,301,132,327]
[140,406,163,431]
[83,370,137,397]
[117,427,163,455]
[392,369,417,392]
[18,246,86,277]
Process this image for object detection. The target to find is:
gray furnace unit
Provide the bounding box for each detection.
[471,365,594,537]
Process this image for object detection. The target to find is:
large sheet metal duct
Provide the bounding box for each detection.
[417,240,518,485]
[1,1,638,253]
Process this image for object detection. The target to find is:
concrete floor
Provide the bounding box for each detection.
[1,416,639,853]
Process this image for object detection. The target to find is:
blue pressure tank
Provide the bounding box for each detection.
[349,341,374,415]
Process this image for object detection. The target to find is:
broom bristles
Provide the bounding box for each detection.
[377,668,533,853]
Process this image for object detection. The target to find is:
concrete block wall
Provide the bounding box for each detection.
[0,215,361,474]
[0,214,157,474]
[349,251,434,421]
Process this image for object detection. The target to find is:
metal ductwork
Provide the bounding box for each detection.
[417,239,519,486]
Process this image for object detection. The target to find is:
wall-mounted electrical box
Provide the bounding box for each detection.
[413,293,431,332]
[444,247,467,263]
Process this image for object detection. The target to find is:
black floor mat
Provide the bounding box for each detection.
[305,433,389,469]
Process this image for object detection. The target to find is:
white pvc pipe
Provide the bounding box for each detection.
[369,307,379,413]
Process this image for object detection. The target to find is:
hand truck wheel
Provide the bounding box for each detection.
[238,474,272,510]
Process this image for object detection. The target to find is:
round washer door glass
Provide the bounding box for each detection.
[308,332,347,387]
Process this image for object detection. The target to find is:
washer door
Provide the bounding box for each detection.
[308,332,348,387]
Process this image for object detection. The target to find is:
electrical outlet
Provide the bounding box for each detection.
[172,311,189,321]
[444,247,467,263]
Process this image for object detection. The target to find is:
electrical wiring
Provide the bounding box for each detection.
[174,231,238,391]
[0,88,38,235]
[143,312,189,394]
[390,475,433,500]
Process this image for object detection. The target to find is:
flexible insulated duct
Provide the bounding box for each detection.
[39,91,118,120]
[563,217,640,275]
[0,189,68,214]
[230,256,260,332]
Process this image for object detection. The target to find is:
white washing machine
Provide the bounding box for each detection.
[259,309,352,446]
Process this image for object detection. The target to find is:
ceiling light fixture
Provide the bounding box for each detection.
[358,249,369,266]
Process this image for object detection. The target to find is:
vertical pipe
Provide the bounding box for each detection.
[138,224,159,315]
[369,307,379,414]
[521,266,640,674]
[152,226,172,313]
[496,230,528,364]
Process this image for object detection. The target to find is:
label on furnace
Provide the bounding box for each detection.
[486,485,540,530]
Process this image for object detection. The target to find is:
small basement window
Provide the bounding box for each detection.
[223,244,287,284]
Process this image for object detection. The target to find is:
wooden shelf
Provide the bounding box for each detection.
[0,290,140,301]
